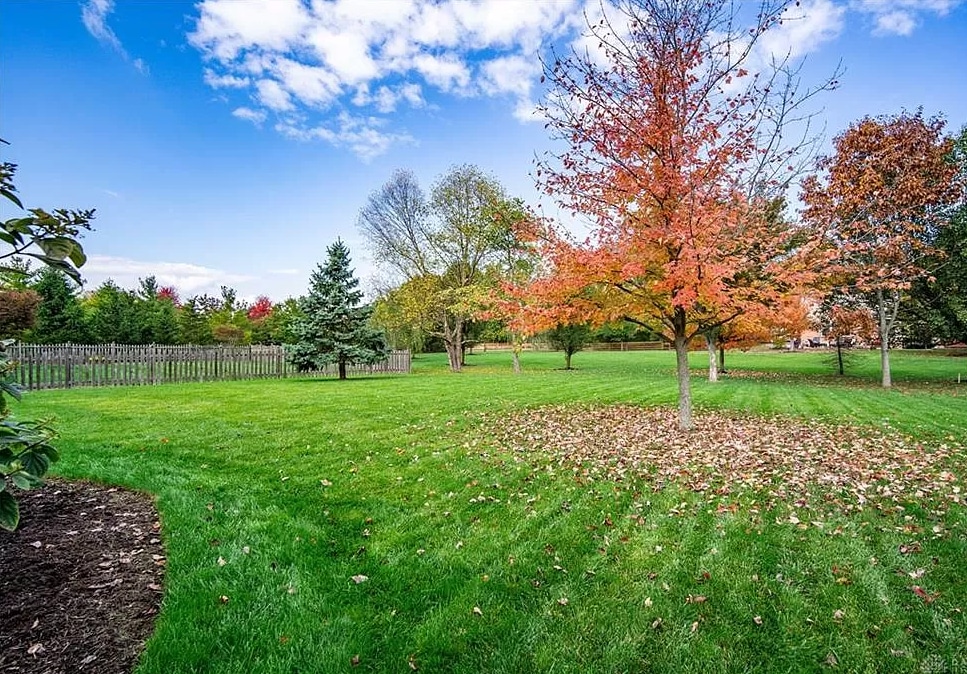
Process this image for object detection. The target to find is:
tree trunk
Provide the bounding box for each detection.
[673,311,693,431]
[718,345,726,374]
[564,350,573,370]
[443,315,463,372]
[706,333,718,382]
[876,288,892,388]
[836,337,844,376]
[338,360,347,380]
[512,349,521,374]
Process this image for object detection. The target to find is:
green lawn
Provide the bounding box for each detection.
[16,349,967,673]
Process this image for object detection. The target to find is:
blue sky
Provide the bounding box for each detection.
[1,0,965,303]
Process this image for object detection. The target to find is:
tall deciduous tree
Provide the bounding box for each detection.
[289,240,387,380]
[524,0,832,429]
[802,111,961,387]
[0,289,40,339]
[902,126,967,345]
[358,166,512,372]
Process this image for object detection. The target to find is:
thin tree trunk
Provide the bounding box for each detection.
[718,345,726,374]
[338,360,347,380]
[564,350,573,369]
[706,333,718,382]
[673,311,693,431]
[512,349,521,374]
[877,288,892,388]
[836,337,844,376]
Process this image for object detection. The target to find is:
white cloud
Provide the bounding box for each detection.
[232,107,267,125]
[761,0,847,59]
[256,79,295,111]
[189,0,578,158]
[82,0,124,52]
[81,0,149,74]
[204,69,249,88]
[411,53,472,92]
[850,0,963,35]
[190,0,311,60]
[82,255,254,297]
[276,112,414,162]
[268,268,300,276]
[188,0,961,159]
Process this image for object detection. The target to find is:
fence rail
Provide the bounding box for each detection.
[7,344,411,390]
[586,341,669,351]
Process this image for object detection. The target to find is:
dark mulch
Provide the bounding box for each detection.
[0,480,165,674]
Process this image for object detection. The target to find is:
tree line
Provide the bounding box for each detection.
[0,269,303,347]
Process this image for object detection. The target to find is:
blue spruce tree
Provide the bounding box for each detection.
[289,240,387,379]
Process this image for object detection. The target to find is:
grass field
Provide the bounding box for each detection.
[16,349,967,673]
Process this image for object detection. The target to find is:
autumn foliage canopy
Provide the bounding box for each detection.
[507,0,834,428]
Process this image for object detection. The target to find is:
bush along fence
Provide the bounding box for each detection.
[7,343,412,390]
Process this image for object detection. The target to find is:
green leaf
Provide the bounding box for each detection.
[36,236,77,261]
[1,187,24,209]
[20,450,50,477]
[67,240,87,267]
[0,490,19,531]
[11,470,39,490]
[1,381,23,401]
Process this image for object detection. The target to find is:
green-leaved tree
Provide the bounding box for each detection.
[289,240,387,379]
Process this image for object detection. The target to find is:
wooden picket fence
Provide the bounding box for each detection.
[7,343,411,390]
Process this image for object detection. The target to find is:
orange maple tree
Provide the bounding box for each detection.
[522,0,832,429]
[802,111,960,387]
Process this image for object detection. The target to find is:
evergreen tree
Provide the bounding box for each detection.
[178,296,215,344]
[27,268,89,343]
[86,280,140,343]
[135,276,180,344]
[289,240,387,379]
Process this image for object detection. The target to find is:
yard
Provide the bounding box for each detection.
[3,349,966,673]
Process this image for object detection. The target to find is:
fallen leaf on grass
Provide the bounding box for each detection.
[685,595,707,604]
[217,556,227,567]
[218,595,230,604]
[753,615,763,626]
[644,597,653,608]
[910,586,940,603]
[351,654,360,667]
[557,597,569,606]
[351,574,369,584]
[478,406,965,516]
[320,479,332,487]
[472,606,483,616]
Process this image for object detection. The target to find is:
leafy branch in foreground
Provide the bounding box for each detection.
[0,138,93,529]
[0,340,60,530]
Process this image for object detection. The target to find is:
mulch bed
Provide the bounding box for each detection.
[0,480,165,674]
